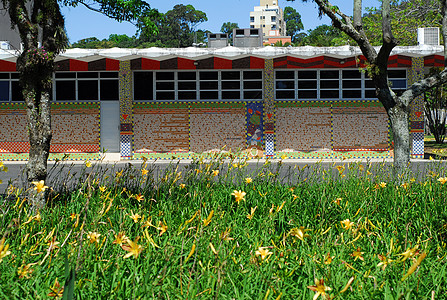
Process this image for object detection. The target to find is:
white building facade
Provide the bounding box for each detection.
[250,0,286,41]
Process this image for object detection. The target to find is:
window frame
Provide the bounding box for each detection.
[0,73,22,102]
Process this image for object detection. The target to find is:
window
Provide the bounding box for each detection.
[272,25,277,29]
[271,16,276,22]
[221,71,241,99]
[250,25,255,28]
[178,71,196,100]
[250,16,255,22]
[54,72,118,101]
[199,71,219,100]
[243,71,263,99]
[0,73,24,102]
[274,69,407,100]
[134,72,153,100]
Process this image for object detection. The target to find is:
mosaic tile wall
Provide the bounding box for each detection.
[189,103,246,153]
[263,59,275,157]
[409,57,425,158]
[119,61,134,158]
[133,102,189,152]
[0,102,100,154]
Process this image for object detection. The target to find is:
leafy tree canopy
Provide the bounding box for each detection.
[283,6,304,43]
[295,24,350,46]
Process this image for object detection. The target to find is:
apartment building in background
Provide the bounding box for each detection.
[250,0,290,45]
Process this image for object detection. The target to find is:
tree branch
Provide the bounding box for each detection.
[377,0,397,68]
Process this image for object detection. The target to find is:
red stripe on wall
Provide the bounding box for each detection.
[141,58,160,70]
[250,57,265,69]
[214,57,232,69]
[0,60,16,71]
[70,59,88,71]
[105,58,120,71]
[177,57,196,69]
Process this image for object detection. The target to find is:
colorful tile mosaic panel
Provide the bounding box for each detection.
[409,57,425,157]
[246,102,263,147]
[119,61,134,158]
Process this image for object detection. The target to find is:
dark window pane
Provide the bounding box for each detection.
[78,72,98,78]
[276,71,295,79]
[0,81,9,101]
[156,72,174,80]
[298,71,317,79]
[276,81,294,89]
[178,82,196,90]
[390,79,406,89]
[222,71,240,80]
[200,81,218,90]
[342,70,361,78]
[222,91,241,99]
[100,72,118,78]
[100,80,119,100]
[298,80,317,89]
[320,80,339,89]
[320,90,339,99]
[388,70,406,78]
[320,70,339,79]
[365,80,375,88]
[298,90,317,99]
[243,71,262,79]
[156,82,174,90]
[156,91,175,100]
[200,71,218,80]
[56,81,75,101]
[365,90,376,98]
[11,81,24,101]
[178,91,196,100]
[134,72,153,100]
[276,90,295,99]
[0,74,9,79]
[244,81,262,89]
[78,80,98,100]
[244,91,262,99]
[178,72,196,80]
[200,91,218,99]
[342,80,361,88]
[55,73,75,79]
[343,90,361,98]
[11,73,19,79]
[222,81,240,89]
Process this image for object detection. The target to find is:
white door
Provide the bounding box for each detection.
[100,101,120,153]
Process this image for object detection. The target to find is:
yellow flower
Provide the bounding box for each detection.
[113,232,129,245]
[333,198,342,206]
[48,278,64,298]
[32,180,49,193]
[290,226,311,241]
[351,247,364,261]
[324,253,334,265]
[85,161,92,168]
[307,278,331,300]
[47,236,60,251]
[438,177,447,184]
[18,263,35,279]
[246,206,257,220]
[231,190,246,203]
[122,237,143,259]
[378,182,387,188]
[377,254,393,270]
[135,193,144,202]
[141,169,149,176]
[220,228,234,241]
[401,182,409,189]
[87,232,101,244]
[255,247,272,261]
[0,238,11,262]
[99,186,106,192]
[129,212,142,223]
[336,165,345,175]
[195,169,202,174]
[69,213,78,221]
[157,220,168,236]
[115,169,123,178]
[340,219,354,230]
[203,210,214,226]
[399,245,419,262]
[211,170,219,177]
[358,164,365,171]
[179,183,186,189]
[245,177,253,184]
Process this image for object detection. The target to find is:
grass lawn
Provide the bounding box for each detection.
[1,159,447,299]
[424,135,447,159]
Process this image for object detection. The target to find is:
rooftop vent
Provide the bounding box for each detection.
[417,27,440,46]
[0,41,11,50]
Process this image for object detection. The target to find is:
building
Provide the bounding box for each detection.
[250,0,287,42]
[0,45,436,161]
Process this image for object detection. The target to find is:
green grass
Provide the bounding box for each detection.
[1,159,447,299]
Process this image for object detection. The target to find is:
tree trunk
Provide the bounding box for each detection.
[388,105,410,173]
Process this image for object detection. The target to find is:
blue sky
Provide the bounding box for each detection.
[62,0,379,43]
